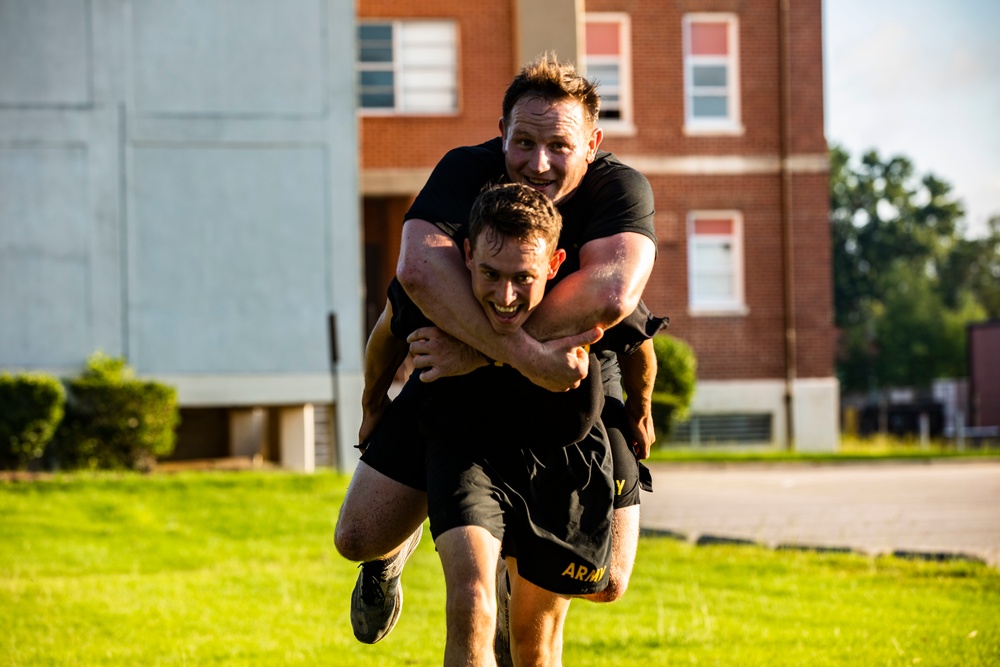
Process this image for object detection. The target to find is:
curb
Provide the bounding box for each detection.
[639,527,990,566]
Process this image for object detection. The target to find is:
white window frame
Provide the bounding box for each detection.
[682,13,743,136]
[687,211,747,315]
[583,13,635,136]
[357,20,458,116]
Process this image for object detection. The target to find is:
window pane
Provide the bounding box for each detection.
[358,24,391,41]
[402,45,455,67]
[401,91,456,111]
[400,22,456,46]
[588,63,620,87]
[693,274,735,300]
[694,218,733,235]
[359,45,392,63]
[692,95,728,117]
[690,22,728,55]
[360,71,393,87]
[401,69,454,88]
[586,22,620,55]
[360,92,394,108]
[695,242,732,269]
[692,65,727,87]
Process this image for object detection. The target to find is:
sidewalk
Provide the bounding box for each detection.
[639,459,1000,567]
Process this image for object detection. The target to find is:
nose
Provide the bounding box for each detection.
[495,280,516,305]
[528,147,550,173]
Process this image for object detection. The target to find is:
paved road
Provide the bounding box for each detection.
[639,460,1000,567]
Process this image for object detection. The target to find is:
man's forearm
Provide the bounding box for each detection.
[621,339,656,414]
[361,303,409,413]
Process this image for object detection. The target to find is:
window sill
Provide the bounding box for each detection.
[683,123,746,137]
[358,109,460,118]
[689,305,750,317]
[598,120,637,137]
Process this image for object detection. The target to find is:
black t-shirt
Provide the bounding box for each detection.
[405,137,656,271]
[402,137,660,401]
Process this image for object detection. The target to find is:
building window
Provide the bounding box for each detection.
[357,20,457,114]
[683,14,742,134]
[583,13,633,133]
[688,211,745,313]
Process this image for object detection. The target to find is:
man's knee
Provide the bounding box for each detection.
[445,576,495,629]
[335,462,427,562]
[334,516,369,562]
[584,505,640,603]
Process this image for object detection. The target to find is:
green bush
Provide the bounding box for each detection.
[0,372,66,470]
[49,353,180,471]
[650,334,697,441]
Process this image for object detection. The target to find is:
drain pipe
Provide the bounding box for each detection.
[778,0,797,450]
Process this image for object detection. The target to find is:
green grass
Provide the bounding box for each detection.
[2,471,998,666]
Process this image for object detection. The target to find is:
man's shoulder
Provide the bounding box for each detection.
[441,137,504,164]
[589,151,651,189]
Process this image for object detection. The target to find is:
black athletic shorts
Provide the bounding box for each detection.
[424,422,614,596]
[601,398,652,506]
[360,375,645,507]
[358,377,429,491]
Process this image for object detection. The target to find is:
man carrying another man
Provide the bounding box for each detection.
[336,54,663,663]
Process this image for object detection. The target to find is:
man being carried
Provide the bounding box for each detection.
[364,183,658,665]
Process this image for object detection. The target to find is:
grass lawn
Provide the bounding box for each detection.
[2,471,998,666]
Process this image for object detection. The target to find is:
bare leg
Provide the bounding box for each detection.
[436,526,502,667]
[580,504,639,603]
[507,558,572,667]
[335,461,427,562]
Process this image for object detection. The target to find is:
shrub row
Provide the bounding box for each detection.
[0,353,179,472]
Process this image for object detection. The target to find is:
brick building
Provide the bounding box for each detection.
[357,0,838,450]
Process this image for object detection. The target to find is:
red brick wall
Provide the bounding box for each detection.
[359,1,515,168]
[788,0,827,154]
[359,0,834,383]
[791,172,836,378]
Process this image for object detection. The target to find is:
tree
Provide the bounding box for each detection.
[830,145,997,393]
[938,215,1000,318]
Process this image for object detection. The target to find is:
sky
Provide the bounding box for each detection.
[823,0,1000,237]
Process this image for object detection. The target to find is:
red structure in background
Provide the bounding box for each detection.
[968,321,1000,430]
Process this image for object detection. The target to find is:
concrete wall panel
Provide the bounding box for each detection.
[130,145,329,373]
[0,0,91,107]
[0,146,91,365]
[131,0,325,115]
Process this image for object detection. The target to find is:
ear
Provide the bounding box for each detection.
[548,248,567,279]
[464,238,474,270]
[499,117,507,150]
[587,126,603,163]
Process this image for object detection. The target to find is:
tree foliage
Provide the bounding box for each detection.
[830,145,1000,393]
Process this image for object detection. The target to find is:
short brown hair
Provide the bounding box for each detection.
[501,53,601,127]
[468,183,562,256]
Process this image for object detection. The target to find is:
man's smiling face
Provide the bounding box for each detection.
[500,96,602,206]
[464,231,565,334]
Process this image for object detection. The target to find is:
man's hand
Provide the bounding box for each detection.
[512,327,604,392]
[408,326,489,382]
[626,398,655,460]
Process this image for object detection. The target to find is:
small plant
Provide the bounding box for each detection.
[650,334,697,441]
[0,372,66,470]
[49,352,180,471]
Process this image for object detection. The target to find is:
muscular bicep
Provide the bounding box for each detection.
[576,232,656,318]
[524,231,656,340]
